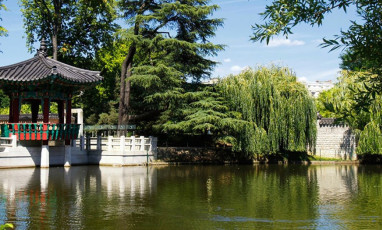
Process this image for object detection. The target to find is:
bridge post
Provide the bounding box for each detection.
[41,145,49,168]
[108,136,113,151]
[11,135,17,148]
[120,136,125,154]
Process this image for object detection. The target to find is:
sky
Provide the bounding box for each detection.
[0,0,358,82]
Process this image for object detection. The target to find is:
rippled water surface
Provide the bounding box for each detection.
[0,165,382,229]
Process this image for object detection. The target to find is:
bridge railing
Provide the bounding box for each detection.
[73,135,157,153]
[0,123,80,141]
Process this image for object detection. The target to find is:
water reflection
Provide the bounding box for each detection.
[0,165,381,229]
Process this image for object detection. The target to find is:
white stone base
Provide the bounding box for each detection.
[41,145,50,168]
[0,146,157,168]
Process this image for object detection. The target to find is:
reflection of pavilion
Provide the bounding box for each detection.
[0,166,157,227]
[0,40,102,167]
[99,167,157,199]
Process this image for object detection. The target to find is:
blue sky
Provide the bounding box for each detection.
[0,0,357,82]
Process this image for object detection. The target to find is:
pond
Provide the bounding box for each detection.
[0,164,381,229]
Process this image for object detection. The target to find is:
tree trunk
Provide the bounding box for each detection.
[118,45,136,126]
[118,17,141,126]
[52,0,61,60]
[118,2,146,126]
[52,32,58,60]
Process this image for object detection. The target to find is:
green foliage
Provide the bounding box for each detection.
[0,1,7,38]
[19,0,118,58]
[18,0,120,123]
[220,66,317,156]
[340,50,376,72]
[97,102,119,125]
[0,90,9,114]
[251,0,351,44]
[357,121,382,154]
[159,66,316,158]
[116,0,224,128]
[252,0,382,156]
[158,85,244,136]
[357,94,382,154]
[316,70,382,155]
[315,71,374,130]
[0,223,13,230]
[316,70,381,131]
[252,0,382,92]
[323,2,382,74]
[79,37,130,122]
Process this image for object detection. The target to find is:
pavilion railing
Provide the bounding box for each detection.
[0,123,80,141]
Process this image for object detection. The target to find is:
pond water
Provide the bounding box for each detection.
[0,165,381,229]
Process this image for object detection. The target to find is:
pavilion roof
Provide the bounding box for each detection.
[0,40,102,84]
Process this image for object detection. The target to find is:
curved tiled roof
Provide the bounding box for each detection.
[0,53,102,84]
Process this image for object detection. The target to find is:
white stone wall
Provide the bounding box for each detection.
[315,122,356,160]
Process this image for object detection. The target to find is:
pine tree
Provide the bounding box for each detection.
[117,0,223,126]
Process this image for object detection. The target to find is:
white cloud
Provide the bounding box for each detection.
[298,77,308,82]
[224,58,231,63]
[267,38,305,47]
[230,65,245,72]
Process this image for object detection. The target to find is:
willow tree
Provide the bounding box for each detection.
[117,0,223,126]
[220,66,317,156]
[162,66,316,158]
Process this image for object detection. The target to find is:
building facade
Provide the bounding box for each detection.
[304,80,334,98]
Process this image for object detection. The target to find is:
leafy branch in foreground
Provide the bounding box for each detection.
[0,223,13,230]
[252,1,382,89]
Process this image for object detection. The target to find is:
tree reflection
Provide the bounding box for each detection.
[0,165,380,229]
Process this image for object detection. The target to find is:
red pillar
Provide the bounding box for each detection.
[43,98,49,145]
[58,100,65,124]
[12,98,20,123]
[65,99,72,145]
[43,98,49,123]
[8,98,13,123]
[31,100,40,123]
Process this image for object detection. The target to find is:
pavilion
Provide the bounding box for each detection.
[0,40,102,167]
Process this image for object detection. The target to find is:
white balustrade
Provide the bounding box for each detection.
[83,135,157,154]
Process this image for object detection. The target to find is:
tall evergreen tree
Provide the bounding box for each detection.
[117,0,223,126]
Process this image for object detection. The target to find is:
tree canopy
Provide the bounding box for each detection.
[20,0,118,60]
[161,66,317,158]
[316,70,382,155]
[252,0,382,85]
[117,0,223,125]
[220,66,317,156]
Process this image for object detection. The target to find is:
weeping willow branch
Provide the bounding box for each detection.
[219,66,317,156]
